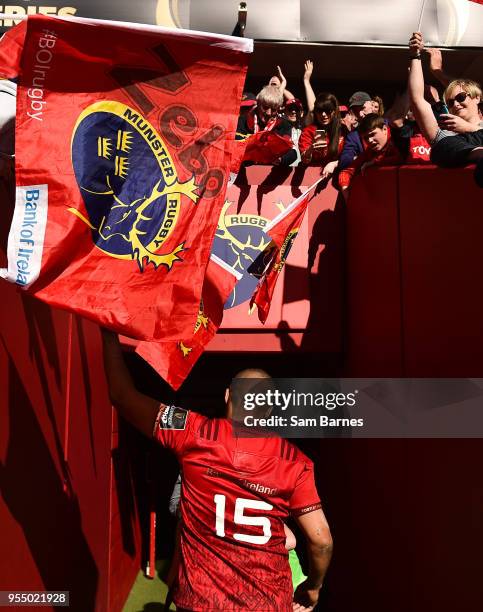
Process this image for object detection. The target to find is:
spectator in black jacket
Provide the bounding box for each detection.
[408,31,483,187]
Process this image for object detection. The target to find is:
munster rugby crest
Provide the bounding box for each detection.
[70,100,198,271]
[212,200,273,309]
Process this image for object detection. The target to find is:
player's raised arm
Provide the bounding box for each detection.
[293,508,333,611]
[101,328,161,438]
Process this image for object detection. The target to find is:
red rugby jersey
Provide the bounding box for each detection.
[153,405,321,612]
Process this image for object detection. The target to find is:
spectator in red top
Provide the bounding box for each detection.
[339,113,404,199]
[237,86,286,136]
[237,86,297,166]
[299,92,345,179]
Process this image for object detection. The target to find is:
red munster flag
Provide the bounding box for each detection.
[249,178,322,324]
[0,18,27,77]
[136,254,242,390]
[243,131,292,164]
[0,15,252,341]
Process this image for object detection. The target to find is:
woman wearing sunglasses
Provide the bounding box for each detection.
[299,92,345,180]
[408,31,483,186]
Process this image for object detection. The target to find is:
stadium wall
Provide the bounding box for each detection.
[1,164,483,611]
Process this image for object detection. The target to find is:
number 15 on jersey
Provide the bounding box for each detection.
[214,495,274,545]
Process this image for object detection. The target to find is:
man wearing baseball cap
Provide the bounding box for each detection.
[348,91,373,112]
[339,91,375,170]
[239,92,257,118]
[339,105,357,133]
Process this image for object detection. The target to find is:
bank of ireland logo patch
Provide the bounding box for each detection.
[212,200,276,309]
[70,100,198,271]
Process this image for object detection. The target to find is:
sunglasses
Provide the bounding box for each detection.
[446,91,469,107]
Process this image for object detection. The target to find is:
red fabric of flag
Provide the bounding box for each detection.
[136,254,241,389]
[0,15,251,341]
[243,131,292,164]
[249,180,321,324]
[0,19,27,78]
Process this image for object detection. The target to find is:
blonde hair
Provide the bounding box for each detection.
[444,79,482,103]
[372,95,385,116]
[257,85,283,109]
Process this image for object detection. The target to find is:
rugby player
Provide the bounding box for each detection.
[102,329,333,611]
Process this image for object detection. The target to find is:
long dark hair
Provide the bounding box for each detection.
[313,92,342,160]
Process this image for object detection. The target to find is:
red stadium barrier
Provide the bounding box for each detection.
[0,178,141,610]
[344,166,403,375]
[2,164,483,612]
[345,164,483,376]
[398,165,483,376]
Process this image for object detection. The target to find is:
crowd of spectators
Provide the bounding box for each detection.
[1,32,481,189]
[236,32,483,190]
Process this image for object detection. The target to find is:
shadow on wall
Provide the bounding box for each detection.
[0,174,98,610]
[0,356,98,611]
[303,190,346,356]
[276,188,346,371]
[20,295,69,482]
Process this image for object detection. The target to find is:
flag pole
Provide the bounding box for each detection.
[264,176,324,233]
[417,0,428,32]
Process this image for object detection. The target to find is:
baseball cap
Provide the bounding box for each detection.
[240,92,257,108]
[339,105,349,113]
[348,91,371,108]
[285,98,303,111]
